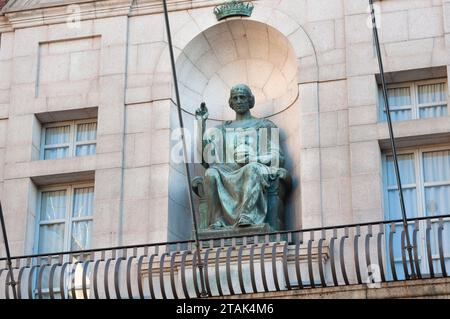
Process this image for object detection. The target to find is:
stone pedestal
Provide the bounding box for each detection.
[196,224,273,241]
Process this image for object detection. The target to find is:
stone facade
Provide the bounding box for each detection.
[0,0,449,260]
[220,277,450,299]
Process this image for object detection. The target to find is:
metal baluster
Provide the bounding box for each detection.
[340,228,349,285]
[412,221,421,279]
[28,257,41,299]
[400,230,409,279]
[92,251,105,299]
[282,241,291,290]
[425,219,434,278]
[48,255,63,299]
[104,250,117,299]
[365,225,373,279]
[260,242,269,292]
[271,242,280,291]
[202,249,213,297]
[82,253,93,299]
[136,247,148,299]
[225,246,235,295]
[377,223,386,282]
[388,223,398,281]
[70,259,83,299]
[307,231,315,288]
[0,265,6,297]
[237,245,246,295]
[148,252,159,299]
[17,258,32,299]
[60,257,74,300]
[180,251,192,299]
[437,218,447,277]
[5,258,19,299]
[114,249,127,299]
[317,229,326,287]
[329,229,338,286]
[354,226,362,284]
[192,251,201,298]
[159,252,170,299]
[166,251,178,299]
[249,244,258,293]
[214,247,223,297]
[294,233,304,289]
[126,248,138,299]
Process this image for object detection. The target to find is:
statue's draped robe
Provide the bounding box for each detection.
[203,117,284,228]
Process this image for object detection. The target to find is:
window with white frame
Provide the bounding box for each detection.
[37,184,94,254]
[35,183,94,298]
[41,120,97,160]
[383,146,450,279]
[379,79,448,122]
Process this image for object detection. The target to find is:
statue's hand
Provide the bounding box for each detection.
[235,150,248,164]
[195,102,209,121]
[235,150,256,164]
[235,143,257,164]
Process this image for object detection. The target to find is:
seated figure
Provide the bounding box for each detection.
[193,84,290,231]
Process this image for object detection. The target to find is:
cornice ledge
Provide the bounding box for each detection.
[129,0,224,16]
[2,0,98,13]
[2,0,132,30]
[0,0,261,31]
[0,15,14,32]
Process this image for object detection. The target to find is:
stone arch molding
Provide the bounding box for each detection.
[154,4,318,121]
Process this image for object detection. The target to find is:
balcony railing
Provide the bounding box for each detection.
[0,214,449,299]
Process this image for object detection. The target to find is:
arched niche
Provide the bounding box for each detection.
[168,19,303,241]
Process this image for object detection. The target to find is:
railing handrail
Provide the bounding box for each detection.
[1,214,449,262]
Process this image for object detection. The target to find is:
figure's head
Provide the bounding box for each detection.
[229,84,255,114]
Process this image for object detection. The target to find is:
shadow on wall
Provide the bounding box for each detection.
[168,19,301,241]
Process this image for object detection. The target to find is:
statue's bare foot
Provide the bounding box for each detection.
[209,221,224,230]
[237,215,253,227]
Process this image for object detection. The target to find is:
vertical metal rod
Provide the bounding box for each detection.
[369,0,416,279]
[0,202,17,298]
[161,0,207,297]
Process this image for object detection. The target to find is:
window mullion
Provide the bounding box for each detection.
[381,154,390,220]
[384,105,413,111]
[418,101,447,108]
[74,140,96,146]
[416,150,425,224]
[387,184,416,190]
[412,82,418,120]
[65,185,73,253]
[416,148,429,272]
[40,125,46,161]
[424,181,450,187]
[70,121,76,158]
[72,216,93,222]
[43,143,70,149]
[39,219,66,226]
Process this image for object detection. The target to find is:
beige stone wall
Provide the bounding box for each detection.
[219,277,450,299]
[345,0,449,225]
[0,0,448,257]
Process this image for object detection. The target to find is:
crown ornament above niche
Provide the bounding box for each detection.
[214,0,254,21]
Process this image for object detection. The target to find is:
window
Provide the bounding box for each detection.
[41,120,97,160]
[379,79,448,122]
[35,183,94,298]
[37,184,94,253]
[383,146,450,278]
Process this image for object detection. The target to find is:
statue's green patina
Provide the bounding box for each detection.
[194,84,289,232]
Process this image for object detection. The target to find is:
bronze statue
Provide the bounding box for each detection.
[193,84,289,231]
